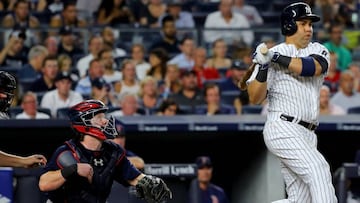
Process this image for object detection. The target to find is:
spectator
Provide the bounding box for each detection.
[232,0,263,26]
[108,93,141,117]
[44,36,58,56]
[0,30,28,69]
[138,76,163,115]
[1,0,40,29]
[168,36,195,70]
[58,54,79,87]
[319,85,346,115]
[168,70,205,111]
[334,0,357,29]
[330,70,360,112]
[18,45,48,82]
[131,43,151,81]
[113,59,140,100]
[323,22,352,71]
[29,55,59,93]
[75,58,105,97]
[206,38,232,69]
[97,0,135,26]
[158,0,195,29]
[90,77,116,107]
[148,15,181,54]
[159,63,182,99]
[40,71,83,118]
[156,98,179,115]
[324,52,341,93]
[203,0,254,47]
[15,91,51,119]
[50,1,87,28]
[146,48,169,82]
[76,35,104,78]
[348,62,360,92]
[139,0,167,28]
[231,45,253,67]
[219,59,247,92]
[100,26,127,59]
[75,0,102,23]
[188,156,229,203]
[57,26,84,60]
[194,83,236,115]
[192,47,220,89]
[99,48,121,84]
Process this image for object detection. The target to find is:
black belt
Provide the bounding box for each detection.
[280,114,317,131]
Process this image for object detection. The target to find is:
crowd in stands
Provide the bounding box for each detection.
[1,0,360,119]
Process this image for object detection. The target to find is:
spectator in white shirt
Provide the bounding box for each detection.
[232,0,263,26]
[40,72,83,118]
[131,43,151,81]
[76,35,104,78]
[203,0,254,47]
[16,91,50,119]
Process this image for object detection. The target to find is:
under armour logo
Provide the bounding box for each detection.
[93,158,104,166]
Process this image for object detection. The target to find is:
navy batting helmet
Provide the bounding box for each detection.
[0,71,16,112]
[68,100,118,140]
[281,2,320,36]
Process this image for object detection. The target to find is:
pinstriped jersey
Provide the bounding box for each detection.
[0,112,9,119]
[249,42,330,122]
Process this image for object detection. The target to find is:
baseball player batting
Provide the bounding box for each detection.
[246,2,337,203]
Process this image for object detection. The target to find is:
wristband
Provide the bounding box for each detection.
[255,64,268,82]
[272,52,291,68]
[61,164,77,180]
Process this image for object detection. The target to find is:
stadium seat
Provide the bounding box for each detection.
[241,105,263,114]
[221,90,240,105]
[347,106,360,114]
[56,107,70,119]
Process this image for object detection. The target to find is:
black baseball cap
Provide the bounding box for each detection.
[168,0,182,6]
[55,72,73,82]
[231,59,247,70]
[91,77,111,91]
[196,156,213,169]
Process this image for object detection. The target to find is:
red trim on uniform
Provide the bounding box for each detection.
[116,151,126,166]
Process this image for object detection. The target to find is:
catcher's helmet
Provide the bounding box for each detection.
[281,2,320,36]
[68,100,118,140]
[0,71,16,112]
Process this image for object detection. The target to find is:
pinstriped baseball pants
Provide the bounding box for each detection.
[264,120,338,203]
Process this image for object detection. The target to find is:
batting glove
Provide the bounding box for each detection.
[252,43,274,65]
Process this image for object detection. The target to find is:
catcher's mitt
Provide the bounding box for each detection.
[135,175,172,203]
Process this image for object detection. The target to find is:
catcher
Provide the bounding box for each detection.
[38,99,172,203]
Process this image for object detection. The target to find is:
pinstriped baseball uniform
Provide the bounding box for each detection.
[248,42,337,203]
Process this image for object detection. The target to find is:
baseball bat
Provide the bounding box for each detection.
[237,46,269,90]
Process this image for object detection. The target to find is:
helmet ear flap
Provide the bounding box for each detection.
[281,11,298,36]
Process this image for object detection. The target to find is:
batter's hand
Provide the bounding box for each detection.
[252,43,274,65]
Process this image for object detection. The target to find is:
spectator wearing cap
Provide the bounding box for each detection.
[29,55,59,93]
[57,26,84,60]
[219,59,247,92]
[192,47,220,89]
[40,71,83,118]
[168,69,205,113]
[15,91,51,119]
[158,0,195,29]
[0,29,28,69]
[75,58,105,97]
[188,156,229,203]
[194,83,236,115]
[90,77,116,107]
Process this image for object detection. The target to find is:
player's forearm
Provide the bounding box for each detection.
[39,170,66,191]
[287,57,323,76]
[0,151,27,167]
[248,81,267,105]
